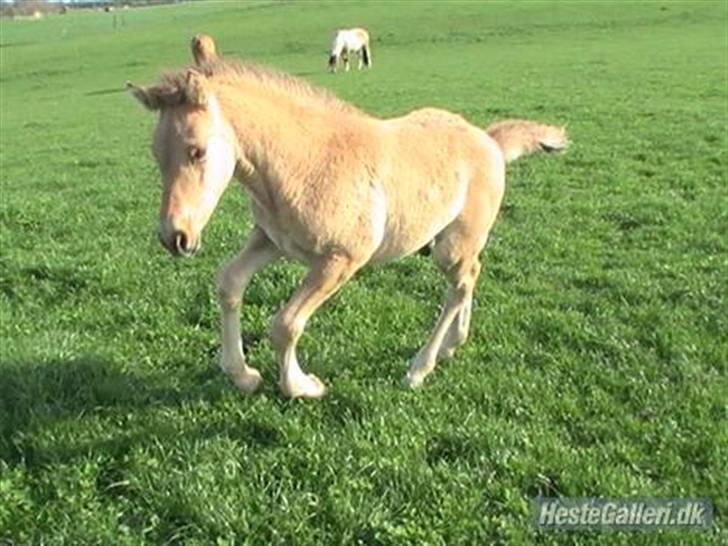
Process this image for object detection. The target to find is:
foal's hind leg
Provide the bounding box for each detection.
[271,254,362,398]
[437,291,474,360]
[342,50,351,72]
[405,253,482,388]
[217,227,281,393]
[437,242,488,360]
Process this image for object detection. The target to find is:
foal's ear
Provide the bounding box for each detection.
[126,81,162,111]
[184,69,209,106]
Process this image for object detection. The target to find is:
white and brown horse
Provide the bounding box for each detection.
[128,57,567,398]
[329,27,371,72]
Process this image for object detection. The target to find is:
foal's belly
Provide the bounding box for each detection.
[241,154,470,265]
[370,188,466,263]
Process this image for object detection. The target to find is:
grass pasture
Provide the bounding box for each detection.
[1,1,726,544]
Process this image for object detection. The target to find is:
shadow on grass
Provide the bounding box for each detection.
[291,70,321,78]
[85,87,127,97]
[0,356,283,468]
[0,41,37,49]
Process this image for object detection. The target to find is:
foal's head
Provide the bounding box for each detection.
[128,69,237,257]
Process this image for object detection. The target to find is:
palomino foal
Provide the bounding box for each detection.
[329,27,372,72]
[128,59,567,398]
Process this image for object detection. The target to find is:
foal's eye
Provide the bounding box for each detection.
[189,146,206,162]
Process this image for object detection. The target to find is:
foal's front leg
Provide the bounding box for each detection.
[271,254,361,398]
[217,227,281,393]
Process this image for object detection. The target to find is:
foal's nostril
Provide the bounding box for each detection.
[174,231,188,255]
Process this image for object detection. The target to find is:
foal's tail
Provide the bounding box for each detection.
[486,119,568,163]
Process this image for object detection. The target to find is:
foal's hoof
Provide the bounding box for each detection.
[280,373,327,399]
[403,370,426,389]
[228,366,263,394]
[437,346,456,360]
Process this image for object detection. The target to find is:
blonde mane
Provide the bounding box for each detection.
[152,58,363,116]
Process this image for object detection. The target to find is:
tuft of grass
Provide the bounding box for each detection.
[1,1,725,544]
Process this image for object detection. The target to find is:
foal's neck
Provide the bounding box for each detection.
[215,81,346,182]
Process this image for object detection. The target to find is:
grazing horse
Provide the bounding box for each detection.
[127,58,567,398]
[191,33,218,65]
[329,27,371,72]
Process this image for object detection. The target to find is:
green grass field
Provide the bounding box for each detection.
[1,1,726,544]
